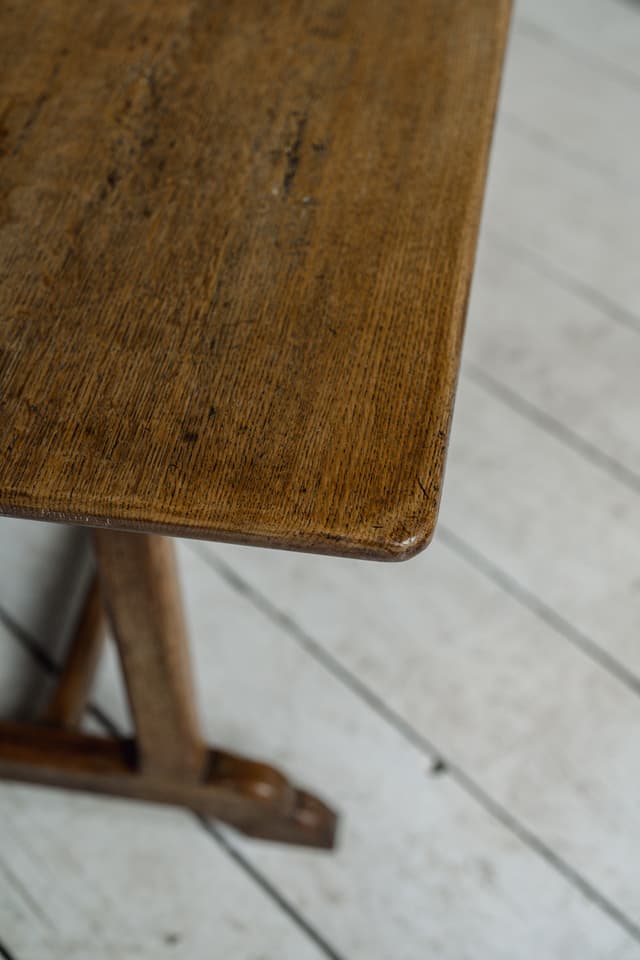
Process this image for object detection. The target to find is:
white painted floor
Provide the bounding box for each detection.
[2,0,640,956]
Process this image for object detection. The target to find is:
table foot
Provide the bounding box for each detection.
[0,722,337,849]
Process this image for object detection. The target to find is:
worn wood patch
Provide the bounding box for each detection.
[0,0,509,558]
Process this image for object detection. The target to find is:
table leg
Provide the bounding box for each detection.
[0,531,337,849]
[43,574,105,729]
[94,531,206,781]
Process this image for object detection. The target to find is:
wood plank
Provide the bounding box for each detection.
[460,3,640,479]
[483,124,640,320]
[0,520,92,665]
[0,621,331,960]
[516,0,640,84]
[614,942,640,960]
[0,617,57,721]
[442,379,640,678]
[499,22,640,189]
[0,791,328,960]
[467,240,640,477]
[0,0,509,560]
[196,529,640,934]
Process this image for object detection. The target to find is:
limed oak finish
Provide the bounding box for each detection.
[0,0,509,847]
[0,0,510,560]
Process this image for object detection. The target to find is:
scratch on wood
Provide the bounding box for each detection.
[283,114,307,196]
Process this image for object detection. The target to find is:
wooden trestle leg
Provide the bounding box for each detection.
[0,531,337,849]
[43,574,105,729]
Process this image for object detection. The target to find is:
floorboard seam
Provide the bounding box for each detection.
[486,228,640,336]
[465,363,640,496]
[514,16,640,91]
[0,610,349,960]
[191,545,640,945]
[198,818,347,960]
[0,939,18,960]
[0,608,57,673]
[437,525,640,698]
[500,112,620,186]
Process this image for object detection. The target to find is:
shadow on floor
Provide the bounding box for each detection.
[3,526,93,720]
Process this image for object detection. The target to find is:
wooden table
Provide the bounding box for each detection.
[0,0,510,847]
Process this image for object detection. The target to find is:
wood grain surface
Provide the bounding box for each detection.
[94,531,206,779]
[0,0,510,559]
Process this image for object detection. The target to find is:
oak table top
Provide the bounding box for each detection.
[0,0,510,560]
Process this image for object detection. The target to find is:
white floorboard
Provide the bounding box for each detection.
[486,126,640,319]
[501,20,640,188]
[198,524,640,928]
[442,378,640,678]
[3,0,640,955]
[469,240,640,478]
[0,542,636,959]
[517,0,640,83]
[0,622,329,960]
[0,785,328,960]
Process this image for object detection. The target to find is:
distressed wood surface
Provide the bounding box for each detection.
[0,0,509,560]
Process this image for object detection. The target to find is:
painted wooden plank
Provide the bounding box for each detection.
[456,0,640,486]
[0,519,92,662]
[0,620,55,722]
[0,518,133,726]
[178,544,637,957]
[466,238,640,479]
[196,516,640,931]
[614,942,640,960]
[482,121,640,320]
[0,620,330,960]
[0,530,634,958]
[499,22,640,190]
[0,784,327,960]
[442,378,640,678]
[515,0,640,84]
